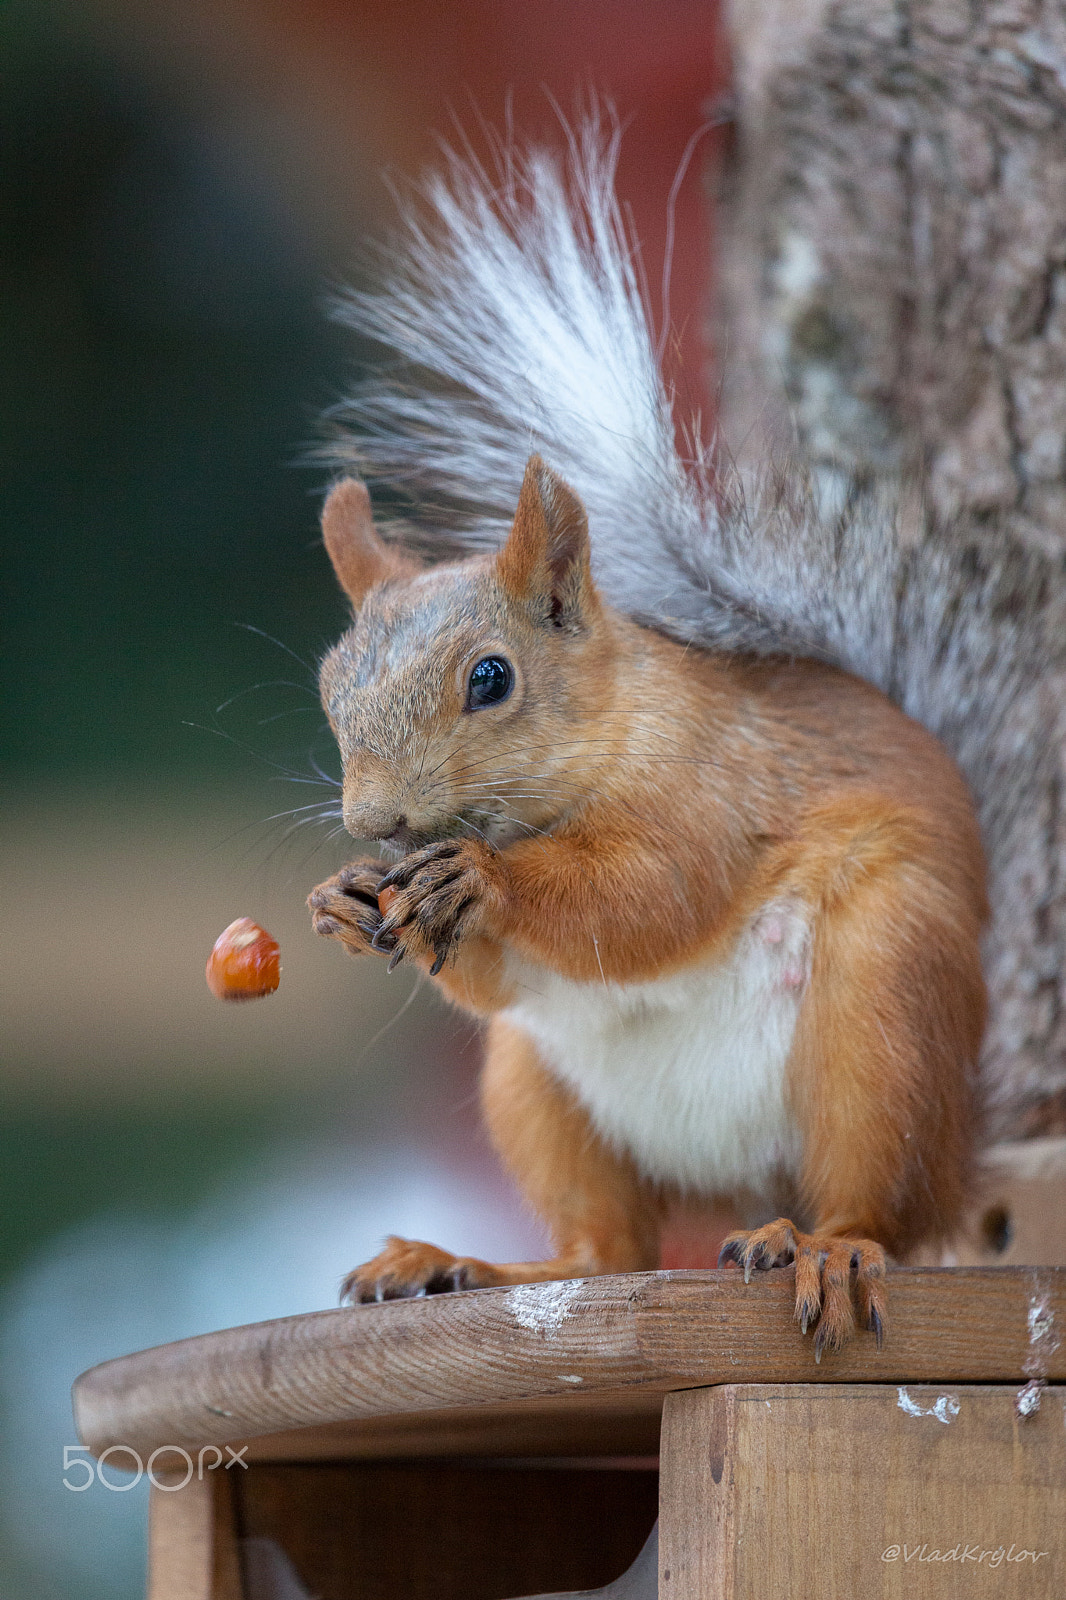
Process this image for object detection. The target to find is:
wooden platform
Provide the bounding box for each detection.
[74,1267,1066,1463]
[73,1268,1066,1599]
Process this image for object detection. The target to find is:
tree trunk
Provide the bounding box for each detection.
[714,0,1066,1134]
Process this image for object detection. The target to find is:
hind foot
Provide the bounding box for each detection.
[718,1217,886,1360]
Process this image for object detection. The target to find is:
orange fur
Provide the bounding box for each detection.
[309,460,988,1352]
[321,478,421,605]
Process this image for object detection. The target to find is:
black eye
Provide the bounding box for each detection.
[467,655,514,710]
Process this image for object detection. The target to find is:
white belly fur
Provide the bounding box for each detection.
[502,900,809,1197]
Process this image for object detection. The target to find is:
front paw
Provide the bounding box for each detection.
[375,839,500,975]
[341,1236,498,1303]
[308,858,392,958]
[718,1217,886,1360]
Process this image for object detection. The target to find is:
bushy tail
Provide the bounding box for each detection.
[327,119,1066,1124]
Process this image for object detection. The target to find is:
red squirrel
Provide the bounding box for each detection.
[304,126,1038,1355]
[309,459,985,1355]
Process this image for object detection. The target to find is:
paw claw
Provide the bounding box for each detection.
[340,1237,497,1304]
[368,840,493,968]
[717,1237,744,1269]
[722,1218,886,1356]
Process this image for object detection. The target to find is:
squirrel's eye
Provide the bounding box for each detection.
[467,655,514,710]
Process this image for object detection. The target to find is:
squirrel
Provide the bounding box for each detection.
[305,121,1050,1356]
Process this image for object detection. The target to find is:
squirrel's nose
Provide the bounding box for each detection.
[342,762,414,840]
[342,793,408,841]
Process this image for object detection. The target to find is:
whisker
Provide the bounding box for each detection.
[214,679,319,716]
[183,721,338,785]
[257,707,320,726]
[232,622,317,677]
[484,806,556,845]
[261,801,346,823]
[454,810,551,859]
[270,773,343,789]
[284,823,351,879]
[417,724,486,787]
[354,971,426,1064]
[442,731,713,784]
[308,755,342,788]
[452,813,494,846]
[445,777,676,840]
[223,803,345,875]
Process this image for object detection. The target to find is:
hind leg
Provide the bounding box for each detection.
[721,798,985,1356]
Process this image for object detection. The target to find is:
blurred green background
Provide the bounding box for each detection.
[0,3,511,1592]
[1,0,379,1282]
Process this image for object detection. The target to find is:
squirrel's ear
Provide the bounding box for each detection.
[321,478,418,606]
[497,456,597,627]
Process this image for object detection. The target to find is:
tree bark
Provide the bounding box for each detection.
[715,0,1066,1133]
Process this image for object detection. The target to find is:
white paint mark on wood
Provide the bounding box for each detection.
[1016,1378,1044,1417]
[896,1387,960,1423]
[1028,1297,1054,1344]
[507,1280,585,1334]
[897,1387,924,1417]
[1024,1283,1061,1378]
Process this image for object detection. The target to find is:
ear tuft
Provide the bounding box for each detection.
[497,456,596,628]
[321,479,417,606]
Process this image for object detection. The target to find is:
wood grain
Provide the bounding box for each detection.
[659,1384,1066,1599]
[73,1268,1066,1464]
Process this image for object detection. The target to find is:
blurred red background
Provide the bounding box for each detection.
[97,0,724,417]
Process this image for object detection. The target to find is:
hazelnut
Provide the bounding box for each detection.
[206,918,281,1002]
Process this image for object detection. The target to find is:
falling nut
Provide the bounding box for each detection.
[206,918,281,1002]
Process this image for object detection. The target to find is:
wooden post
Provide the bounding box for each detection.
[147,1469,243,1600]
[659,1384,1066,1598]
